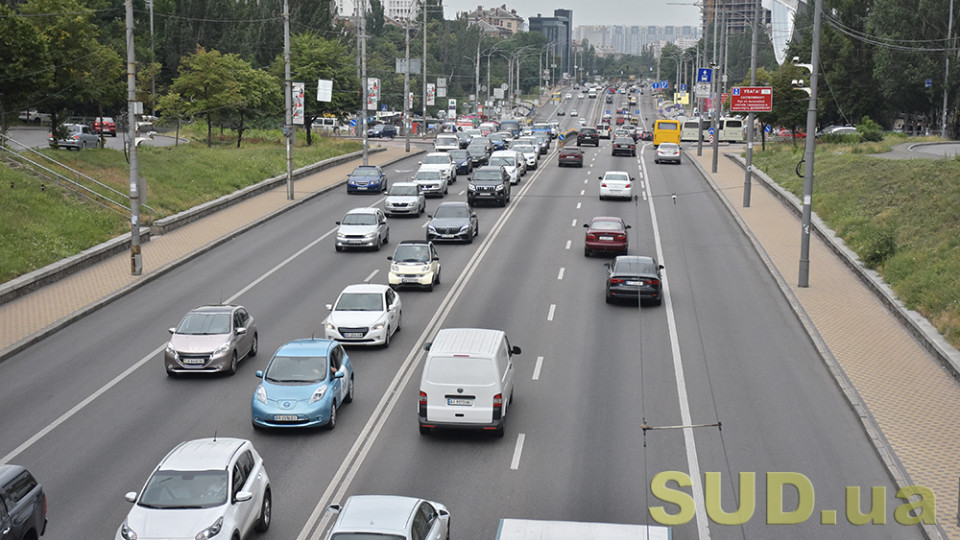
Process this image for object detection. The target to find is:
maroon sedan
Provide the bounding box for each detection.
[583,216,631,257]
[558,146,584,167]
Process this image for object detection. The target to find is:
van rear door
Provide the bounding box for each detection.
[423,356,498,424]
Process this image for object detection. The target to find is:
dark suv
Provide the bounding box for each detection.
[468,165,511,207]
[0,465,47,540]
[577,127,599,147]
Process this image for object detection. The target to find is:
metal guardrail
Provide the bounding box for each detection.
[0,133,157,221]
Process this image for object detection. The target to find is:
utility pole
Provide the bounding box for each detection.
[698,2,710,157]
[125,0,141,275]
[361,0,369,165]
[284,0,294,198]
[404,14,411,152]
[943,0,955,137]
[743,0,760,207]
[799,0,824,288]
[711,5,724,173]
[148,0,155,116]
[422,1,427,135]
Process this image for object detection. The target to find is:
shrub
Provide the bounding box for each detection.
[857,116,884,142]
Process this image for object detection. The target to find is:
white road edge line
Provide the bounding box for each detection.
[547,304,556,321]
[532,356,544,381]
[363,269,379,282]
[640,144,711,539]
[510,433,526,470]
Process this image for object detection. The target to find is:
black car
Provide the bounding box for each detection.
[426,202,479,243]
[448,149,473,175]
[577,127,599,147]
[468,165,511,207]
[367,123,397,138]
[466,144,490,167]
[456,131,473,148]
[557,109,566,116]
[0,465,47,540]
[605,255,664,305]
[612,136,637,157]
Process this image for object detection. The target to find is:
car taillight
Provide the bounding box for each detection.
[601,182,607,187]
[419,391,427,416]
[647,279,660,286]
[610,278,626,284]
[493,393,503,420]
[616,233,626,240]
[586,233,597,240]
[625,183,631,188]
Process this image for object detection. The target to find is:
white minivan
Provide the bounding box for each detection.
[418,328,521,437]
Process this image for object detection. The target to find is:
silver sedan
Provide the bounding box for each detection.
[336,207,390,251]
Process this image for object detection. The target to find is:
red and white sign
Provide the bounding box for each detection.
[730,86,773,112]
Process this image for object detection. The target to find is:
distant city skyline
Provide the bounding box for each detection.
[441,0,702,28]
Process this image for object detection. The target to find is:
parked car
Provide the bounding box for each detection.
[468,165,511,207]
[346,165,388,193]
[387,240,441,291]
[18,110,50,123]
[367,123,397,138]
[558,146,584,167]
[448,149,473,175]
[599,171,634,200]
[93,116,117,136]
[583,216,631,257]
[336,207,390,251]
[251,339,353,429]
[418,152,457,184]
[577,127,599,147]
[323,284,401,347]
[655,142,681,164]
[426,201,478,243]
[384,182,425,217]
[48,123,99,150]
[612,136,637,157]
[0,465,47,540]
[325,495,450,540]
[117,438,271,540]
[413,169,449,197]
[605,255,664,305]
[164,304,258,376]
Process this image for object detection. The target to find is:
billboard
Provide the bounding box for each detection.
[427,83,436,106]
[366,78,380,111]
[730,86,773,112]
[292,82,305,125]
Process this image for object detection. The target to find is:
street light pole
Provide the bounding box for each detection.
[125,0,142,275]
[798,0,824,288]
[404,14,411,152]
[422,2,427,134]
[361,0,369,165]
[943,0,954,137]
[743,0,760,207]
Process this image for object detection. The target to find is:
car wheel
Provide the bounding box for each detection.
[419,202,425,215]
[166,369,176,378]
[228,351,238,375]
[435,268,441,285]
[500,196,506,207]
[254,489,272,532]
[606,292,614,304]
[335,245,342,252]
[494,418,506,438]
[326,401,337,430]
[345,375,355,403]
[383,230,389,244]
[375,235,382,250]
[249,333,258,357]
[655,295,663,306]
[584,247,591,257]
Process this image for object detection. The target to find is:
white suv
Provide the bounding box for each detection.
[326,495,449,540]
[418,152,457,184]
[117,438,271,540]
[433,134,459,152]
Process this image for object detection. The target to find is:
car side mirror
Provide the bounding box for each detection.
[583,223,589,228]
[659,265,665,270]
[386,256,394,261]
[335,221,341,225]
[603,263,611,269]
[236,327,247,335]
[438,508,450,517]
[511,346,522,355]
[235,491,254,503]
[626,225,632,229]
[325,304,333,311]
[256,370,264,378]
[333,371,344,379]
[125,492,138,503]
[168,327,176,334]
[427,215,433,219]
[327,504,342,514]
[631,177,636,182]
[598,176,603,180]
[424,342,432,351]
[432,256,440,261]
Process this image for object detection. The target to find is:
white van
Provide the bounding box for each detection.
[718,117,745,142]
[418,328,521,437]
[681,120,703,142]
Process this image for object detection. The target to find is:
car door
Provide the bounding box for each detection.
[329,346,347,403]
[376,210,389,242]
[385,288,401,334]
[0,496,13,540]
[469,207,478,235]
[228,456,256,535]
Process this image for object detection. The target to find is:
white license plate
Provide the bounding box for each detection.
[447,398,473,406]
[273,415,298,421]
[183,358,205,365]
[344,332,364,338]
[402,278,420,283]
[626,281,641,286]
[600,236,614,241]
[348,240,363,244]
[442,234,456,238]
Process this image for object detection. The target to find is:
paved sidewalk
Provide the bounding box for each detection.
[0,143,416,358]
[691,148,956,539]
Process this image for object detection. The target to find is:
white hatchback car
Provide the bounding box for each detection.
[388,240,441,291]
[599,170,634,200]
[324,284,401,347]
[117,438,271,540]
[326,495,449,540]
[488,150,522,184]
[418,152,457,184]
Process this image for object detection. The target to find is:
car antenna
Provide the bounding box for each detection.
[213,430,217,441]
[219,291,224,305]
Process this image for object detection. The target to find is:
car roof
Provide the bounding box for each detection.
[430,328,506,355]
[344,207,380,215]
[276,338,336,357]
[0,464,30,484]
[425,152,449,157]
[615,255,655,265]
[603,171,630,177]
[340,283,389,295]
[437,201,469,208]
[391,182,418,188]
[475,165,504,172]
[398,239,432,246]
[590,216,625,224]
[189,304,238,314]
[336,495,422,534]
[353,165,382,171]
[159,438,248,471]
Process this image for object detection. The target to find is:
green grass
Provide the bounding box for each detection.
[0,130,361,282]
[751,137,960,348]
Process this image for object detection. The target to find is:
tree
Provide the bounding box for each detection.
[0,4,50,134]
[227,60,282,148]
[168,46,244,146]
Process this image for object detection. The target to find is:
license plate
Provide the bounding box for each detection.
[600,236,614,241]
[344,332,364,338]
[183,358,205,365]
[273,415,298,421]
[447,398,473,406]
[348,240,363,244]
[402,277,420,283]
[442,234,456,238]
[626,281,640,286]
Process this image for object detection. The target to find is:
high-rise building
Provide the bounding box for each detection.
[703,0,771,34]
[529,9,573,77]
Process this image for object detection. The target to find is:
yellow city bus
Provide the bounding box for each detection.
[552,92,562,104]
[653,119,681,146]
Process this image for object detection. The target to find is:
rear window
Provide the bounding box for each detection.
[656,122,679,131]
[2,471,38,506]
[426,356,497,385]
[723,120,743,128]
[615,259,657,274]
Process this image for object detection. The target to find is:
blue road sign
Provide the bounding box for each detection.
[635,109,640,115]
[708,127,715,135]
[558,133,565,141]
[697,68,712,83]
[350,119,357,126]
[680,84,687,91]
[765,124,772,133]
[381,104,387,111]
[662,81,669,89]
[605,110,611,114]
[652,82,660,90]
[925,78,933,88]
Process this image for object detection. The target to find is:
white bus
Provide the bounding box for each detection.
[496,519,672,539]
[718,117,745,142]
[681,119,703,142]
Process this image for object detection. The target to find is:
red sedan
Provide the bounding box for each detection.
[558,146,584,167]
[583,216,631,257]
[93,116,116,137]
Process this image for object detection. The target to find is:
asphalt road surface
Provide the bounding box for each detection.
[0,90,924,540]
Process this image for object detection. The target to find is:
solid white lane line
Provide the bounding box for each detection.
[640,148,712,539]
[532,356,544,380]
[364,269,379,282]
[557,267,565,280]
[565,240,572,250]
[510,433,526,470]
[576,202,582,209]
[458,190,465,196]
[547,304,556,321]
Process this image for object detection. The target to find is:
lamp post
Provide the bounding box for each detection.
[798,0,824,288]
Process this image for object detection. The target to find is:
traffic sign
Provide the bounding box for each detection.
[765,124,772,133]
[680,84,687,91]
[697,68,712,83]
[695,83,710,95]
[730,86,773,112]
[652,82,660,90]
[925,78,933,88]
[558,133,565,141]
[708,127,715,135]
[661,81,669,89]
[349,118,357,127]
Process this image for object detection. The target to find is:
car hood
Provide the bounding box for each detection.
[349,175,382,182]
[124,504,224,539]
[338,224,378,235]
[327,310,386,327]
[386,195,419,204]
[419,164,451,172]
[429,217,469,229]
[260,380,327,402]
[169,333,229,353]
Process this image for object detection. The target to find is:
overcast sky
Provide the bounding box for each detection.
[441,0,703,28]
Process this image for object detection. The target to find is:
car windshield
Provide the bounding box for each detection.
[513,145,534,153]
[604,172,630,181]
[436,137,457,145]
[351,168,380,177]
[415,171,442,180]
[423,155,450,165]
[434,205,469,219]
[659,144,679,151]
[489,134,503,142]
[388,185,418,197]
[331,534,405,540]
[449,150,468,161]
[138,470,228,509]
[473,171,502,181]
[393,245,430,262]
[591,220,624,231]
[335,292,384,311]
[341,213,377,225]
[489,157,514,167]
[466,146,486,155]
[176,312,231,335]
[264,355,327,383]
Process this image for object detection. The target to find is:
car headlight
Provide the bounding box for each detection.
[495,184,504,191]
[213,342,230,356]
[459,224,470,232]
[255,385,267,404]
[391,264,401,272]
[165,344,178,359]
[120,523,137,540]
[195,516,223,539]
[427,225,437,233]
[325,321,336,330]
[309,385,328,404]
[468,184,477,192]
[373,320,386,330]
[420,264,431,273]
[363,232,377,239]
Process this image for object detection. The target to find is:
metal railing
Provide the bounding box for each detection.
[0,133,157,221]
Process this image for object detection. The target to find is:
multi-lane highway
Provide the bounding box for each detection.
[0,88,924,539]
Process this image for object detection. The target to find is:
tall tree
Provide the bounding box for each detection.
[0,4,50,133]
[168,46,244,146]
